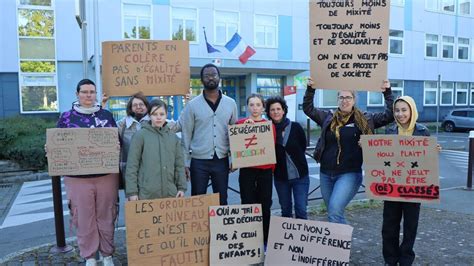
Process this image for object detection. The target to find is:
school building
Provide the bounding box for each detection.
[0,0,474,123]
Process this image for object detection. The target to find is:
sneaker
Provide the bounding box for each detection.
[103,256,114,266]
[85,258,97,266]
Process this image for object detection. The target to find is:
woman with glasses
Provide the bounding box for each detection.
[56,79,118,266]
[303,78,394,224]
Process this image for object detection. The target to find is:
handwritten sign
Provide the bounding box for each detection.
[125,194,219,266]
[102,40,190,96]
[360,135,440,203]
[309,0,390,91]
[46,128,119,176]
[265,216,353,266]
[209,204,264,265]
[228,121,276,168]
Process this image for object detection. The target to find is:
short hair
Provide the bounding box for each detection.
[76,79,96,93]
[148,99,167,115]
[200,63,221,83]
[337,90,357,101]
[246,93,265,107]
[126,92,150,116]
[265,96,288,117]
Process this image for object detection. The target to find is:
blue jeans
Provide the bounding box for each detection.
[320,171,362,224]
[274,176,309,219]
[190,155,229,205]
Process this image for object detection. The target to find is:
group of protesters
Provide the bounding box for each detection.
[53,63,435,266]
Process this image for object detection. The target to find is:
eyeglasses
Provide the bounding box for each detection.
[79,90,97,95]
[132,103,145,108]
[338,96,354,101]
[203,73,219,79]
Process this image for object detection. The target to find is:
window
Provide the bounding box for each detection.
[257,77,282,99]
[255,14,277,48]
[471,83,474,105]
[215,11,239,45]
[424,81,438,106]
[321,90,338,108]
[459,0,471,15]
[426,34,439,58]
[123,3,151,39]
[391,80,404,99]
[367,92,383,106]
[171,7,197,42]
[389,30,403,55]
[17,1,58,113]
[426,0,439,11]
[442,36,454,59]
[440,81,454,105]
[392,0,404,6]
[452,110,467,117]
[441,0,455,12]
[458,38,470,60]
[456,82,469,105]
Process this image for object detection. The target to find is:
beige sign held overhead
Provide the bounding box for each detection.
[46,128,119,176]
[360,135,440,203]
[228,121,276,169]
[209,204,264,265]
[125,194,219,266]
[265,216,353,266]
[102,40,190,96]
[309,0,390,91]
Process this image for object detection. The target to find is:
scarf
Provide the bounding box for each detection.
[330,107,372,164]
[274,117,290,145]
[72,101,100,114]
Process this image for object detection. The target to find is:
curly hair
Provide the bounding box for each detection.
[265,96,288,118]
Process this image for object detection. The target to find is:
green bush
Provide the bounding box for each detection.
[0,116,56,169]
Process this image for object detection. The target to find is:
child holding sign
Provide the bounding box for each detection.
[383,96,440,266]
[125,99,187,200]
[236,93,276,248]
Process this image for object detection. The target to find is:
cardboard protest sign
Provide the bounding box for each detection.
[102,40,190,96]
[125,194,219,266]
[265,216,353,265]
[209,204,264,265]
[46,128,119,176]
[309,0,390,91]
[360,135,440,203]
[228,121,276,168]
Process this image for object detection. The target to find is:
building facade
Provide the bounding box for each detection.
[0,0,474,123]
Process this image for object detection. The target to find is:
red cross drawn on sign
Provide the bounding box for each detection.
[244,134,258,149]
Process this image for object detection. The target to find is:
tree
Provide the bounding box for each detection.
[20,61,55,73]
[172,24,196,41]
[18,9,54,37]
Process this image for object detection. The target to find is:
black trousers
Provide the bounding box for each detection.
[382,201,421,266]
[239,167,273,245]
[190,155,229,205]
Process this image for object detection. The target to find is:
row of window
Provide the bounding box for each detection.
[389,31,473,61]
[122,3,278,48]
[395,0,472,16]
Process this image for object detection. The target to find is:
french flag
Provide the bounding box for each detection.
[224,32,256,64]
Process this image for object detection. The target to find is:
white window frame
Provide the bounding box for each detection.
[459,0,471,16]
[367,91,384,107]
[389,30,404,56]
[17,2,59,114]
[254,14,278,48]
[319,90,338,108]
[455,82,469,106]
[424,81,438,106]
[122,3,152,40]
[170,7,198,43]
[441,0,456,13]
[214,10,240,45]
[426,0,440,11]
[440,81,454,106]
[425,34,439,58]
[470,83,474,105]
[391,80,404,99]
[442,35,455,60]
[458,37,470,61]
[391,0,405,6]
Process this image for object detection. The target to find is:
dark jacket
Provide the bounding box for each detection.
[274,121,309,181]
[385,123,430,137]
[303,86,394,170]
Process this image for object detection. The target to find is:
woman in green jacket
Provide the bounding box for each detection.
[125,99,187,200]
